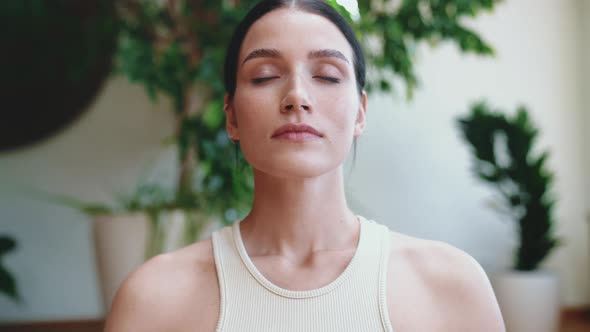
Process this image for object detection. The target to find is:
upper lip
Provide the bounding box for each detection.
[271,123,323,138]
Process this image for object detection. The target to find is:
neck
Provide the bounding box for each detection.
[239,166,360,264]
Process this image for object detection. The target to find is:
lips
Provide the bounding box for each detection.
[271,123,324,138]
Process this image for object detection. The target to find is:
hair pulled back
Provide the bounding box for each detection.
[223,0,366,100]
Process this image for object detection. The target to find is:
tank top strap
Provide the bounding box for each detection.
[211,224,231,331]
[375,219,394,332]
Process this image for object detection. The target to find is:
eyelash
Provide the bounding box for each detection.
[315,76,340,83]
[251,76,340,84]
[251,77,278,84]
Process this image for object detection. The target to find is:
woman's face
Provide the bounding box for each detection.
[225,8,367,179]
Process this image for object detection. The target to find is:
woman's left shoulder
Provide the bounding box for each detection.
[385,231,506,331]
[384,229,484,279]
[391,232,484,281]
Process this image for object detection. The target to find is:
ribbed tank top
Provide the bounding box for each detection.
[211,215,394,331]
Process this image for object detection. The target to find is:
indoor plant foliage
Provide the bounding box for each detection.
[457,102,561,271]
[352,0,499,96]
[0,236,19,302]
[113,0,501,225]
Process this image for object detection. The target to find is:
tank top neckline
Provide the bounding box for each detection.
[231,215,367,299]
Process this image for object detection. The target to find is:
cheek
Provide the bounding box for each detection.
[321,94,358,134]
[233,88,271,123]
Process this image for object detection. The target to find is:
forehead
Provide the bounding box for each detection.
[239,8,354,65]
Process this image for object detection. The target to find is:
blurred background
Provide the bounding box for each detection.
[0,0,588,331]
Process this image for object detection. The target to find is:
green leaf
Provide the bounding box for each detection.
[0,264,18,301]
[203,100,224,130]
[326,0,353,22]
[0,237,16,256]
[36,193,113,216]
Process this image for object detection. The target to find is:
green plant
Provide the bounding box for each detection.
[457,101,562,271]
[42,183,207,258]
[42,182,175,217]
[113,0,501,223]
[349,0,498,96]
[0,236,19,302]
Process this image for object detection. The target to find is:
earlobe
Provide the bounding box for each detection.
[354,91,368,137]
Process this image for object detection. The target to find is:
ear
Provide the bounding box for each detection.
[224,94,239,141]
[353,91,368,138]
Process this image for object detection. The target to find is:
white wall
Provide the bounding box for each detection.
[0,0,588,322]
[0,78,176,321]
[347,0,589,307]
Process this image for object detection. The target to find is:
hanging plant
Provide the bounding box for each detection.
[0,0,118,151]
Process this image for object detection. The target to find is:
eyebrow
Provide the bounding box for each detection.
[241,48,350,65]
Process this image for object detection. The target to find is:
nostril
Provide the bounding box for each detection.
[282,104,310,112]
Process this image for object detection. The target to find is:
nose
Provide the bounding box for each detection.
[280,75,312,113]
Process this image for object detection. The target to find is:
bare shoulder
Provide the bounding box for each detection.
[104,238,219,332]
[386,231,505,332]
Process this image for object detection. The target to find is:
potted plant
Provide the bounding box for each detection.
[457,101,563,332]
[90,0,502,310]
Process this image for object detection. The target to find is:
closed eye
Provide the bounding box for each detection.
[314,76,341,83]
[252,76,279,84]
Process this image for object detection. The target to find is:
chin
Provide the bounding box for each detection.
[248,154,344,179]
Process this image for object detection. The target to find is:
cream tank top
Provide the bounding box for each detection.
[211,215,395,331]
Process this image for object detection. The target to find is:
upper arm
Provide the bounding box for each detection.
[429,242,506,332]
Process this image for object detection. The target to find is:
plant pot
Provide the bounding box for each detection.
[93,210,221,311]
[93,213,150,312]
[146,209,220,256]
[490,269,561,332]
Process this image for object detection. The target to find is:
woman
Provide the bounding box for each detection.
[105,1,505,331]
